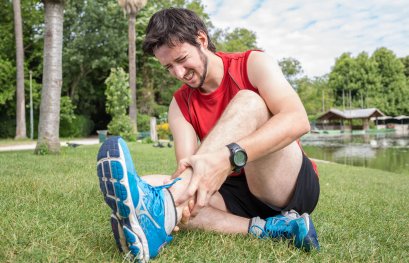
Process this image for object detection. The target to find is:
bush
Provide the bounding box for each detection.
[60,114,94,138]
[153,104,168,117]
[141,136,153,144]
[0,117,15,138]
[157,122,171,140]
[108,115,136,141]
[137,114,151,132]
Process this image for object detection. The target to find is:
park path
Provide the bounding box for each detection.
[0,137,99,152]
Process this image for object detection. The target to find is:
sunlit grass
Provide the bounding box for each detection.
[1,143,408,262]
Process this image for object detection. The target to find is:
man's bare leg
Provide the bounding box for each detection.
[143,90,303,232]
[143,174,249,234]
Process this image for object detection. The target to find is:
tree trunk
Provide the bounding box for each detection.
[35,1,64,154]
[13,0,27,139]
[128,13,138,134]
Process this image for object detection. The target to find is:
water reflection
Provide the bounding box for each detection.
[301,133,409,174]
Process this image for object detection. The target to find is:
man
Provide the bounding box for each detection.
[96,7,320,262]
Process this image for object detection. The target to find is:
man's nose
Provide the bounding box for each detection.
[172,65,185,79]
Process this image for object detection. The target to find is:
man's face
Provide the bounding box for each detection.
[154,41,208,89]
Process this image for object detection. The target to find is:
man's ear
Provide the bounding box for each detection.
[196,31,208,49]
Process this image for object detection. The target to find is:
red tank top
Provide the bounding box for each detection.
[174,50,258,140]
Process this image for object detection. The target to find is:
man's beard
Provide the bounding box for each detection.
[186,47,208,89]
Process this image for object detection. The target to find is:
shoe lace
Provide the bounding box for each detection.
[145,178,181,215]
[265,217,293,239]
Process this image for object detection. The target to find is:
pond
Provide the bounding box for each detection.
[300,133,409,175]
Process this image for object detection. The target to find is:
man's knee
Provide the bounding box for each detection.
[232,90,266,108]
[227,90,270,125]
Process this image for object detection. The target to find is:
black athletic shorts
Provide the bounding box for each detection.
[218,154,320,219]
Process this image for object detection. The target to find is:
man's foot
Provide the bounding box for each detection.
[249,210,320,252]
[97,136,177,262]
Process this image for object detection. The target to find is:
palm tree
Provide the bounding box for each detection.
[118,0,147,134]
[12,0,27,139]
[35,0,64,154]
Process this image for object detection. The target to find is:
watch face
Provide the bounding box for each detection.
[234,151,247,166]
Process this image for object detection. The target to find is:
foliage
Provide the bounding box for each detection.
[35,142,49,155]
[60,114,94,138]
[279,57,303,89]
[371,48,408,115]
[158,112,168,124]
[214,28,259,52]
[62,0,128,124]
[137,113,151,131]
[107,115,135,141]
[59,96,76,124]
[0,0,44,121]
[0,116,16,138]
[157,122,171,139]
[0,58,15,106]
[297,75,334,118]
[141,136,153,144]
[104,67,135,141]
[400,55,409,78]
[328,48,409,115]
[105,68,130,117]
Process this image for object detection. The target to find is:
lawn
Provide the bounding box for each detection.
[1,142,408,262]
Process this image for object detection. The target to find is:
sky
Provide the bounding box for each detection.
[201,0,409,78]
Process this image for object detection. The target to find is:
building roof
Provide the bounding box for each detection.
[395,115,409,120]
[317,108,385,121]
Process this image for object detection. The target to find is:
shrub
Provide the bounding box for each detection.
[105,67,136,140]
[0,117,15,138]
[157,122,171,140]
[108,115,136,141]
[137,114,151,132]
[60,115,94,138]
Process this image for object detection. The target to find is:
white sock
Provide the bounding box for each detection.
[163,188,177,235]
[248,217,266,237]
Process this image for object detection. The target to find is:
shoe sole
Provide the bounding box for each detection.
[97,136,150,262]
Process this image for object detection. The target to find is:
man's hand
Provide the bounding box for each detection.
[171,148,231,214]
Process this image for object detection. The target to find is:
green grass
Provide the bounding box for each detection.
[1,143,408,262]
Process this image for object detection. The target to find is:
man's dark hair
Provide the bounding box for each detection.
[142,8,216,55]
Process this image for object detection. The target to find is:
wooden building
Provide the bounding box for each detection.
[316,108,385,131]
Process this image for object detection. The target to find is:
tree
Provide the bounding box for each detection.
[62,0,128,130]
[105,67,134,141]
[12,0,27,139]
[118,0,147,134]
[372,48,408,115]
[355,52,381,109]
[35,0,64,154]
[297,75,333,118]
[328,53,361,109]
[214,27,258,52]
[279,57,303,89]
[400,55,409,78]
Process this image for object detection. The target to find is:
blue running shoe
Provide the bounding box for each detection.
[249,211,320,252]
[97,136,177,262]
[110,213,130,253]
[295,213,320,251]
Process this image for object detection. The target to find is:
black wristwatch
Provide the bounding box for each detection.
[226,143,248,172]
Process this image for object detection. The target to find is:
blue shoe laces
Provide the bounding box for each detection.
[264,217,294,239]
